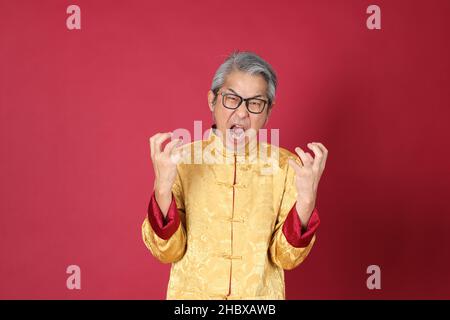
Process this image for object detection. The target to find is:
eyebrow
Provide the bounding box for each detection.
[226,88,265,99]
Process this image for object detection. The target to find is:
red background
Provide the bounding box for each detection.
[1,0,449,299]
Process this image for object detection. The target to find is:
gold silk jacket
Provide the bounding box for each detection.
[142,129,320,300]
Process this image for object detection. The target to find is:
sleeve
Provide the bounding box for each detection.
[269,155,320,270]
[141,169,187,264]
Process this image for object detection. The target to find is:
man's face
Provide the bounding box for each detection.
[207,71,272,149]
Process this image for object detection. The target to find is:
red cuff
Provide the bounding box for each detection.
[282,204,320,248]
[147,191,180,240]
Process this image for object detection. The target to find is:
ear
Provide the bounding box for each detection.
[207,90,216,112]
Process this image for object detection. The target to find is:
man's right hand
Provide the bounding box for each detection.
[149,132,183,218]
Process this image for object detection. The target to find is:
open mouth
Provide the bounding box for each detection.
[229,124,246,140]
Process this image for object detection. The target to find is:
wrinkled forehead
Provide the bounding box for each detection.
[222,71,268,98]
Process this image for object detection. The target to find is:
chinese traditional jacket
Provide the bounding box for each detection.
[142,128,320,299]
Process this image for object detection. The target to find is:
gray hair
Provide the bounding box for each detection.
[211,51,277,109]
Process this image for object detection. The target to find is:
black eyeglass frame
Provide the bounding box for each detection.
[218,92,270,114]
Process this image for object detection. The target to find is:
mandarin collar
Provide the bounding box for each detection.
[207,124,260,161]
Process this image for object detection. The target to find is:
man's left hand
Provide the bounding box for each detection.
[288,142,328,229]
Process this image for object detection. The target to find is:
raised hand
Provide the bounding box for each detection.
[288,142,328,227]
[149,132,183,217]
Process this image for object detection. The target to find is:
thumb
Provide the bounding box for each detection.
[288,158,301,175]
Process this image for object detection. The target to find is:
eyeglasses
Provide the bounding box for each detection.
[218,92,269,114]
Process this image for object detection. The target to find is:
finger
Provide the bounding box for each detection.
[169,145,187,164]
[313,142,328,155]
[288,158,301,175]
[305,151,314,162]
[295,147,312,167]
[314,142,328,166]
[149,136,154,158]
[149,133,161,159]
[312,142,328,159]
[164,138,183,155]
[150,132,169,157]
[174,149,185,165]
[170,150,182,164]
[307,143,323,170]
[154,132,172,156]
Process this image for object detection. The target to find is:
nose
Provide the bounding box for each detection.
[235,101,249,119]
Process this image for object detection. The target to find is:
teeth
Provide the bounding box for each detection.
[230,125,245,140]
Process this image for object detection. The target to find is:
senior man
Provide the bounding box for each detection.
[142,51,328,300]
